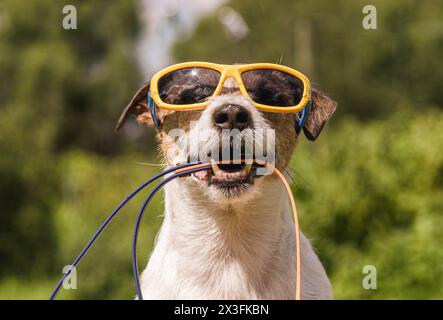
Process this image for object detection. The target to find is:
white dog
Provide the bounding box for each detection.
[116,64,337,299]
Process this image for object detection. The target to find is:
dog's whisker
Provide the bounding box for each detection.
[281,165,295,184]
[133,161,164,167]
[288,165,311,189]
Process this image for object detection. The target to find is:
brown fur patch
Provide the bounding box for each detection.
[303,89,337,140]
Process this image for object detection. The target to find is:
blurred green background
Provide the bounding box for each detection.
[0,0,442,299]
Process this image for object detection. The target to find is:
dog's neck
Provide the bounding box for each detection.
[167,178,291,247]
[142,177,296,299]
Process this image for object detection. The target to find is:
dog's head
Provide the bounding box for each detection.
[116,68,336,202]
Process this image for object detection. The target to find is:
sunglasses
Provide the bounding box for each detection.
[149,62,311,113]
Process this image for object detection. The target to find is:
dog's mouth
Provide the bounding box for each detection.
[192,160,257,186]
[180,143,270,194]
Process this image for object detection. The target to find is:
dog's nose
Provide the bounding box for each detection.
[213,104,251,130]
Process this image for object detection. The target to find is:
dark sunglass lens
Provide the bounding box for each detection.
[158,67,221,105]
[241,69,304,107]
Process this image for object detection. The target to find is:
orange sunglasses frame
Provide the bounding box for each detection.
[149,62,311,113]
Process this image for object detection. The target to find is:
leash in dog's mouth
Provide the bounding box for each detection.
[49,159,301,301]
[185,159,263,186]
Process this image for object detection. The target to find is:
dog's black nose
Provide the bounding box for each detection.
[213,104,251,130]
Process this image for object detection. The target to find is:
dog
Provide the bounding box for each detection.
[116,64,337,299]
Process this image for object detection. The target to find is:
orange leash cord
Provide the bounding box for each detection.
[175,161,302,300]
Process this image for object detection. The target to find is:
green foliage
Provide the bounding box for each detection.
[0,0,144,284]
[292,110,443,298]
[0,150,164,299]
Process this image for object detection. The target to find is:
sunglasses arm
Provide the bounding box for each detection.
[295,90,312,134]
[147,91,161,129]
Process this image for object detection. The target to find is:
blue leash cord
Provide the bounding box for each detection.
[49,161,201,300]
[132,165,212,300]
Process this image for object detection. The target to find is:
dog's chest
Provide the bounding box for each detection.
[141,229,296,299]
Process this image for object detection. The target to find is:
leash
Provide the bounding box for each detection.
[48,161,200,300]
[50,160,302,300]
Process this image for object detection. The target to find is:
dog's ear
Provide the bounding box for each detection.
[303,89,337,140]
[115,82,156,132]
